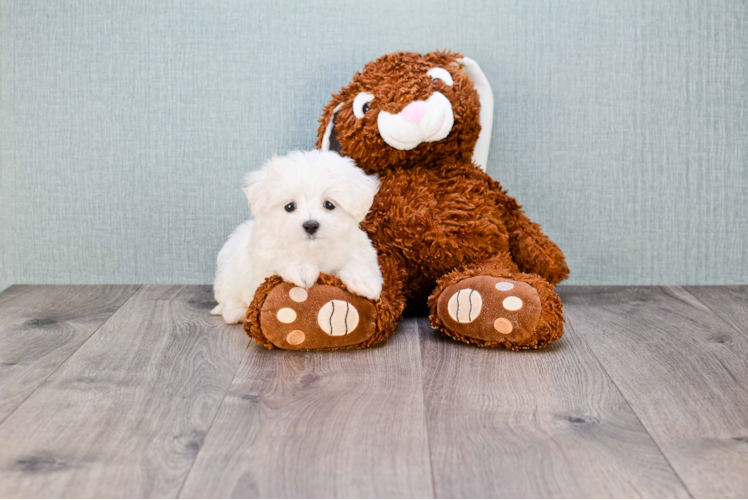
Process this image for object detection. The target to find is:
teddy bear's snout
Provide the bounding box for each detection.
[399,101,427,125]
[377,92,455,151]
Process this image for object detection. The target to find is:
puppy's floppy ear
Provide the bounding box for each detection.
[331,160,380,222]
[242,165,269,215]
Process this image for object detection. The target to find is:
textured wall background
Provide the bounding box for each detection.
[1,0,746,290]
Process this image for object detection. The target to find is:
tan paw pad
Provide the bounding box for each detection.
[277,307,297,323]
[447,289,483,323]
[318,300,359,336]
[289,287,308,302]
[285,330,305,345]
[502,296,523,311]
[494,318,513,334]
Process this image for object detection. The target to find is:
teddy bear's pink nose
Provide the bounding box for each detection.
[399,101,427,125]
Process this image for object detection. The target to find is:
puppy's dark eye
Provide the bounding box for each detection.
[362,102,370,114]
[284,202,296,213]
[432,77,441,83]
[323,201,335,210]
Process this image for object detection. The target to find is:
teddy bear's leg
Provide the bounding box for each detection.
[244,256,407,350]
[495,190,570,285]
[428,252,564,349]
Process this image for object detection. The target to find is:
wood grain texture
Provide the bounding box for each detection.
[179,318,433,499]
[418,316,688,499]
[563,286,748,498]
[3,285,748,498]
[0,285,139,423]
[685,286,748,338]
[0,285,249,498]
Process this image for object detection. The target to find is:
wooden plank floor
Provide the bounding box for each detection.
[0,285,746,498]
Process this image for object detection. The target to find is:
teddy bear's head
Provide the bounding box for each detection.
[316,51,494,174]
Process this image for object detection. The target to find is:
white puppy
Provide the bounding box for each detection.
[211,150,383,324]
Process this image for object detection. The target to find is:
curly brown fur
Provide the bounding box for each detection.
[245,275,284,349]
[308,50,568,349]
[494,190,570,284]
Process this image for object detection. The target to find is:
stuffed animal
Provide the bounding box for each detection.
[245,50,569,350]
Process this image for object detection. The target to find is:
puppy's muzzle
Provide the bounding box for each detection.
[302,220,320,235]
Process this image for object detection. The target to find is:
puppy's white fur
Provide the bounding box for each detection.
[211,150,383,324]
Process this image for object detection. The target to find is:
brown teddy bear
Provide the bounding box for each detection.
[245,50,569,351]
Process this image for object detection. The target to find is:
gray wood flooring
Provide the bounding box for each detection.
[0,285,746,498]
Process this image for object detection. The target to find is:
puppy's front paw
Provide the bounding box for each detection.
[221,300,247,324]
[339,271,382,301]
[281,264,320,289]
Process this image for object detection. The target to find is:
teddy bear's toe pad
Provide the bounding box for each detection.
[260,282,377,350]
[438,277,542,343]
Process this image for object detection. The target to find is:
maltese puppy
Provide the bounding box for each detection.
[211,150,383,324]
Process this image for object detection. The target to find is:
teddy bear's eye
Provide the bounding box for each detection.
[284,202,296,213]
[353,92,375,119]
[323,201,335,210]
[427,67,454,86]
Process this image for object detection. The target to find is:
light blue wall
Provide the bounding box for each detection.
[1,0,746,290]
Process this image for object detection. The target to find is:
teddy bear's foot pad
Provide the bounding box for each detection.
[259,282,377,350]
[437,277,542,344]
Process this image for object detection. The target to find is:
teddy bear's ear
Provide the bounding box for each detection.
[320,103,344,153]
[456,57,494,172]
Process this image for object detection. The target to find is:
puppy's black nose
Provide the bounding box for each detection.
[302,220,320,235]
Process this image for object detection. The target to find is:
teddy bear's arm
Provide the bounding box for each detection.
[495,189,569,285]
